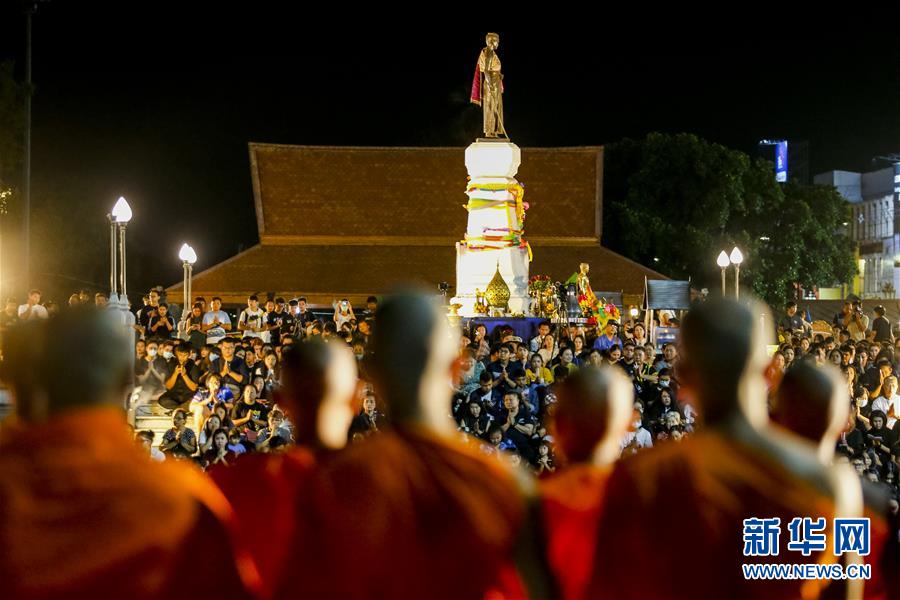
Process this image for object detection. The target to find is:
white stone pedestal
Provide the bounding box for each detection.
[454,140,530,316]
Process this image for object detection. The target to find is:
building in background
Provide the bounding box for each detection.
[168,144,666,306]
[757,139,810,185]
[815,164,900,298]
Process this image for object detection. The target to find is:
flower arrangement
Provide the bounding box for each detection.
[528,274,551,293]
[578,294,621,329]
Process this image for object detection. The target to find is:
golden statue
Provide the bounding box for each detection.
[576,262,596,302]
[474,288,489,315]
[470,32,507,138]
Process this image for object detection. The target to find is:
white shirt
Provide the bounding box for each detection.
[202,310,231,344]
[260,311,274,344]
[18,303,48,320]
[871,394,900,428]
[238,307,266,339]
[620,427,653,453]
[149,448,166,462]
[848,314,870,342]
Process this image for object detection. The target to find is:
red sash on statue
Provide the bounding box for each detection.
[470,62,482,106]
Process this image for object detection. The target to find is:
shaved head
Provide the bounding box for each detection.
[371,290,459,430]
[774,361,848,457]
[278,339,357,449]
[680,298,772,425]
[3,308,130,421]
[555,366,633,464]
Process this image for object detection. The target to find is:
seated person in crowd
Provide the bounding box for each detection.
[493,391,538,463]
[592,320,622,352]
[158,409,198,460]
[526,353,554,386]
[256,409,294,451]
[202,428,238,470]
[457,348,486,396]
[135,338,167,402]
[530,321,552,353]
[210,338,249,396]
[197,413,224,457]
[135,429,165,462]
[231,386,269,439]
[159,343,200,411]
[468,370,497,413]
[488,343,518,400]
[188,373,233,432]
[551,345,580,375]
[348,392,386,439]
[226,428,249,456]
[458,399,494,439]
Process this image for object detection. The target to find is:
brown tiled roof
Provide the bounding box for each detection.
[173,241,667,306]
[168,144,667,305]
[250,144,603,242]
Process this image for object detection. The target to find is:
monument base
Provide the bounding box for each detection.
[454,244,529,317]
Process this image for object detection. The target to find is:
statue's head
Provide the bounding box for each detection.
[580,262,590,275]
[486,32,499,49]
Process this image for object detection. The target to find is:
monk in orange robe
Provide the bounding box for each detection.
[588,298,870,600]
[277,290,550,599]
[209,339,359,600]
[773,362,899,600]
[0,309,260,599]
[540,366,633,600]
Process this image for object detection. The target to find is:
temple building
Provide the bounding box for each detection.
[168,143,665,306]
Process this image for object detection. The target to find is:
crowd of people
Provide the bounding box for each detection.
[115,288,694,476]
[4,287,900,501]
[126,292,381,469]
[0,288,898,599]
[120,289,900,506]
[771,299,900,499]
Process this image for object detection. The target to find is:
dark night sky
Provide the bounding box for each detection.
[3,5,900,301]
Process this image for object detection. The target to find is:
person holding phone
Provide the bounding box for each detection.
[333,298,355,329]
[266,297,295,345]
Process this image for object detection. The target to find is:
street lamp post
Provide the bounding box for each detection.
[730,247,744,300]
[110,197,135,416]
[178,243,197,332]
[112,197,132,298]
[716,251,730,297]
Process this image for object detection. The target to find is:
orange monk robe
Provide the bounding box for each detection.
[859,505,898,600]
[209,448,317,600]
[0,408,261,600]
[280,426,526,600]
[540,464,611,600]
[588,432,840,600]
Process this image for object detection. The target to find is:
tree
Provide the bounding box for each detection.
[603,133,855,306]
